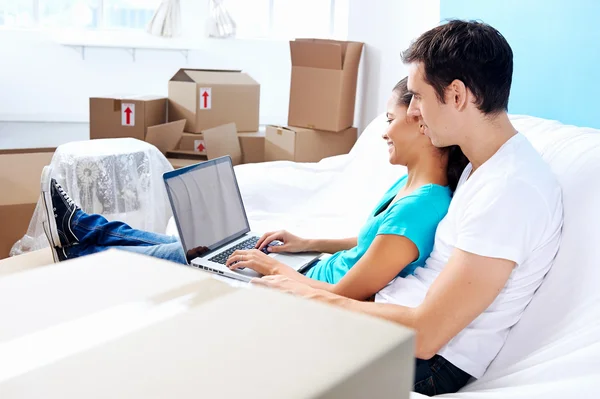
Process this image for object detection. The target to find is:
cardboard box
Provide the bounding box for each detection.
[167,123,242,166]
[0,149,55,259]
[178,129,265,164]
[144,119,187,155]
[90,95,167,141]
[288,39,364,132]
[265,126,357,163]
[0,249,415,398]
[238,129,265,164]
[167,157,201,169]
[178,132,207,155]
[0,248,52,277]
[168,69,260,133]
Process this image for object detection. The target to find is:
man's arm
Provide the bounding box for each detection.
[312,248,515,358]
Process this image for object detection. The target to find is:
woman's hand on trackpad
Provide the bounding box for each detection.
[226,249,287,276]
[256,230,309,253]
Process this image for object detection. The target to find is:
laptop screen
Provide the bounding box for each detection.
[163,157,250,262]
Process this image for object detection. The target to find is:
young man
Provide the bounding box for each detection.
[251,20,563,395]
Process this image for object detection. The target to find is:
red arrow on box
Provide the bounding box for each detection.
[202,91,209,109]
[124,107,132,125]
[197,143,206,152]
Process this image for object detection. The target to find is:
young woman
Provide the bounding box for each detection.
[224,78,468,300]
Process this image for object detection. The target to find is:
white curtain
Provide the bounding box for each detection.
[206,0,237,38]
[146,0,182,38]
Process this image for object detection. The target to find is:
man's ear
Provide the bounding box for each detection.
[446,79,469,111]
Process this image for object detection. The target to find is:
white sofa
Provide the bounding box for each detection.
[6,114,598,397]
[234,114,600,398]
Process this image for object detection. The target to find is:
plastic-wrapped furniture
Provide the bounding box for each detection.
[11,138,174,256]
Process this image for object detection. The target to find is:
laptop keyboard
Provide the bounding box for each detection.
[209,237,281,265]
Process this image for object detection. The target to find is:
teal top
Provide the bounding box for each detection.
[305,175,452,284]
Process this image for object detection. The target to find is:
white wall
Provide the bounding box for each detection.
[348,0,440,133]
[0,33,291,124]
[0,31,292,148]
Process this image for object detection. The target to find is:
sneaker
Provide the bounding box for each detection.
[42,221,69,263]
[40,166,79,248]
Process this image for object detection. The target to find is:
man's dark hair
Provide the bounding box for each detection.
[402,20,513,114]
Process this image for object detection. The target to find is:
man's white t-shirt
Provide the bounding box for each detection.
[376,133,563,378]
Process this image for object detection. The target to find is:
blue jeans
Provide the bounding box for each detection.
[413,355,472,396]
[64,210,187,265]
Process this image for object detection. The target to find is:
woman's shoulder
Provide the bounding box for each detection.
[391,184,452,220]
[379,175,409,198]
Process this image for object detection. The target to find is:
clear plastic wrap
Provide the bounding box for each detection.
[10,138,174,256]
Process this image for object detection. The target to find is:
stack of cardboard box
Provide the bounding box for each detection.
[89,39,363,168]
[89,69,263,168]
[265,39,363,162]
[165,69,262,166]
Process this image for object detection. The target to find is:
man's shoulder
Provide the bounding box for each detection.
[458,167,559,219]
[506,137,561,201]
[480,134,559,195]
[464,172,558,212]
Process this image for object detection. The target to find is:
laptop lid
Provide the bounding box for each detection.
[163,156,251,263]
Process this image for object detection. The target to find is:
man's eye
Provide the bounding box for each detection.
[386,119,393,124]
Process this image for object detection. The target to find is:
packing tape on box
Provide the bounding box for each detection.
[113,99,122,112]
[149,279,236,307]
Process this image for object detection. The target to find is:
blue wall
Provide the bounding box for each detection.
[440,0,600,129]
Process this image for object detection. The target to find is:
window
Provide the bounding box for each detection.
[226,0,270,39]
[0,0,158,29]
[0,0,35,28]
[103,0,159,29]
[272,0,332,38]
[228,0,348,40]
[39,0,100,29]
[0,0,349,41]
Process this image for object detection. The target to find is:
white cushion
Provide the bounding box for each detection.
[233,114,405,239]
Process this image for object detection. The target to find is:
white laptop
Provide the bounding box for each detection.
[163,156,321,282]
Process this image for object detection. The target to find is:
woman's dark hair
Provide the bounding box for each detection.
[392,77,469,193]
